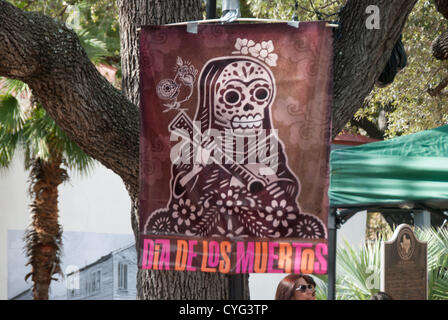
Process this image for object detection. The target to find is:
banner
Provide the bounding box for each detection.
[139,22,333,274]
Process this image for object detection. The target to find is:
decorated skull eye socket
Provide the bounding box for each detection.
[224,89,241,105]
[254,87,269,102]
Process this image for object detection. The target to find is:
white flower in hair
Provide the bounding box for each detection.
[249,40,278,67]
[232,38,278,67]
[233,38,256,55]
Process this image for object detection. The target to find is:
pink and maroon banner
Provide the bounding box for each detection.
[139,22,333,275]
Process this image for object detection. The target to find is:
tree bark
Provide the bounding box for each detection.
[0,0,418,299]
[427,77,448,97]
[332,0,418,136]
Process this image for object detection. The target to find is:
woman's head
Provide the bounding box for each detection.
[275,274,316,300]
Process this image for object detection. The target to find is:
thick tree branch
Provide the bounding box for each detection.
[428,77,448,97]
[0,0,140,194]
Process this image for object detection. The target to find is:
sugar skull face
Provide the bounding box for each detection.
[213,59,275,135]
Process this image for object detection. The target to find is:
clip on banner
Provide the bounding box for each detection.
[287,21,300,28]
[139,21,333,275]
[187,22,198,34]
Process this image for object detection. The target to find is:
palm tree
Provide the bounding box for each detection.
[0,83,95,299]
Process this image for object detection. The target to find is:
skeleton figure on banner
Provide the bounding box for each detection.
[144,38,327,239]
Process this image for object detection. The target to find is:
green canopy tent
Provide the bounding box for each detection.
[330,124,448,210]
[326,125,448,299]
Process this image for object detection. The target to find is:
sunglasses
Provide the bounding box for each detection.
[296,284,315,292]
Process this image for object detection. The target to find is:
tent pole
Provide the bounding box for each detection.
[327,207,338,300]
[229,274,245,300]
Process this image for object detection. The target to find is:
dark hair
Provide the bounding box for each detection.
[275,274,316,300]
[370,291,394,300]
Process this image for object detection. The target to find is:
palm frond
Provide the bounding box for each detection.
[431,227,448,254]
[75,28,110,64]
[0,127,21,168]
[4,101,94,173]
[0,94,26,168]
[0,78,28,96]
[55,125,96,174]
[432,258,448,299]
[0,94,25,132]
[310,274,328,300]
[336,239,382,300]
[21,108,52,164]
[417,227,448,300]
[74,1,120,60]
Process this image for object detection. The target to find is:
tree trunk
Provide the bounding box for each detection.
[332,0,418,136]
[0,0,419,300]
[25,156,67,300]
